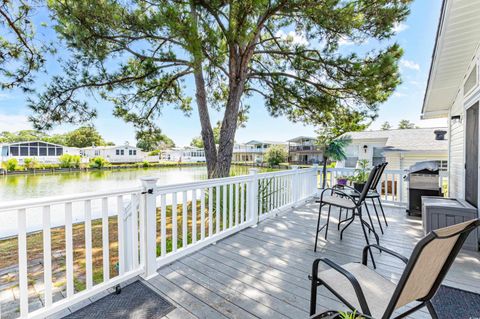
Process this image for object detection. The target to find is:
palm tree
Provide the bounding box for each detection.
[320,136,351,189]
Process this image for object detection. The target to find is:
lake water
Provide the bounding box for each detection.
[0,165,272,237]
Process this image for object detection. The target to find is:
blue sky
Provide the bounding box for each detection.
[0,0,446,146]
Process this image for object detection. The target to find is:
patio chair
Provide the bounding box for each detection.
[337,162,389,234]
[309,218,480,319]
[315,165,381,265]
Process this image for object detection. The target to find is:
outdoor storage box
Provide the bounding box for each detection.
[422,197,479,251]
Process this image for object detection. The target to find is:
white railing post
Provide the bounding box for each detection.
[140,177,158,279]
[291,165,299,206]
[248,168,259,225]
[312,164,319,196]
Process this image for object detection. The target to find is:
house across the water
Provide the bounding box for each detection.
[161,146,206,162]
[232,140,287,163]
[80,143,144,163]
[0,141,81,164]
[337,128,449,171]
[287,136,323,165]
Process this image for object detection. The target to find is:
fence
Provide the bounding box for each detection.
[0,166,317,318]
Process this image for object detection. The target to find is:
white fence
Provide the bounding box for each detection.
[0,167,317,318]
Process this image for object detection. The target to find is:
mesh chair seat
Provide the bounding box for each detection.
[318,263,395,318]
[321,195,356,209]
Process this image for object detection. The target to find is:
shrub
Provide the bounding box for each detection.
[89,156,109,168]
[3,158,18,171]
[142,161,149,168]
[264,145,288,167]
[148,150,160,156]
[23,158,39,170]
[59,154,82,168]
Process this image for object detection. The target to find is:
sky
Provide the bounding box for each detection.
[0,0,446,147]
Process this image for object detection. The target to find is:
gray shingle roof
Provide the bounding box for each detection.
[341,127,448,152]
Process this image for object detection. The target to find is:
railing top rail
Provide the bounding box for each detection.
[0,186,142,212]
[154,174,253,194]
[326,167,405,174]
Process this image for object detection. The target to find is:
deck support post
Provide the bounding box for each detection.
[140,177,159,279]
[248,168,259,226]
[312,164,319,197]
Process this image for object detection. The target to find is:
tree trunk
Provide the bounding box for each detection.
[322,155,328,189]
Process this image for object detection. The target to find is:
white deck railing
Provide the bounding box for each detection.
[0,166,317,318]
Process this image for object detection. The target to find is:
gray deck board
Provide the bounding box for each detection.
[148,201,480,319]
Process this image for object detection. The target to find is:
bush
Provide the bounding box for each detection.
[142,161,149,168]
[3,158,18,171]
[89,156,109,168]
[23,158,39,170]
[148,150,160,156]
[59,154,81,168]
[264,145,288,167]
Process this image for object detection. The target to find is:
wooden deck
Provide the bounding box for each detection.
[144,201,480,319]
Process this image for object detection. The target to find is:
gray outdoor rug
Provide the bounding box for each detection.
[431,285,480,319]
[65,281,175,319]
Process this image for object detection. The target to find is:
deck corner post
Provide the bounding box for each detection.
[140,177,159,279]
[291,165,299,206]
[248,168,259,226]
[312,164,319,197]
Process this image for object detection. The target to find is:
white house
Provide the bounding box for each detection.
[337,128,449,171]
[0,141,80,164]
[421,0,480,205]
[161,147,206,162]
[80,144,144,163]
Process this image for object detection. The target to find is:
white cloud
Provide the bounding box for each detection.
[400,59,420,71]
[392,22,409,33]
[0,93,12,101]
[338,36,354,46]
[275,30,309,46]
[0,114,31,132]
[393,92,407,97]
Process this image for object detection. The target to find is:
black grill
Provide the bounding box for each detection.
[406,162,443,216]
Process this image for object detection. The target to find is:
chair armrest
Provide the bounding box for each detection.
[362,244,409,265]
[334,184,361,195]
[310,258,371,316]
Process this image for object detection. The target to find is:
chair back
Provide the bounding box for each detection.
[383,218,480,317]
[370,162,388,191]
[357,164,380,203]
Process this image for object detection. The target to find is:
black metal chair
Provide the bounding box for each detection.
[337,162,389,234]
[315,165,381,265]
[309,218,480,319]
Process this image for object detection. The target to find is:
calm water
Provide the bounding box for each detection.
[0,165,273,237]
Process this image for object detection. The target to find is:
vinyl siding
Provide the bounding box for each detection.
[384,153,448,171]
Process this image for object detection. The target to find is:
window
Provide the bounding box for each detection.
[345,157,358,168]
[120,149,124,155]
[30,147,38,156]
[1,146,8,156]
[95,150,100,156]
[10,146,19,156]
[39,147,47,156]
[48,147,56,156]
[437,160,448,171]
[129,149,133,155]
[20,147,29,156]
[116,149,120,155]
[372,147,385,166]
[56,148,63,156]
[133,150,136,155]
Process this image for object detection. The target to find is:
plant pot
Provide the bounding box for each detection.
[337,178,348,186]
[353,182,365,193]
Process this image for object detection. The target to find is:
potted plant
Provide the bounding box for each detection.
[336,175,348,186]
[352,159,370,192]
[313,310,369,319]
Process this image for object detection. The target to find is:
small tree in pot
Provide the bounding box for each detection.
[350,159,370,192]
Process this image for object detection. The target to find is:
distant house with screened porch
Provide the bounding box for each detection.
[0,141,80,164]
[287,136,323,165]
[161,146,206,162]
[336,128,448,171]
[232,140,287,163]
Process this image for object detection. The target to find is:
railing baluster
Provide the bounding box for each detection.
[223,185,227,230]
[42,205,53,308]
[229,183,233,228]
[215,186,220,234]
[208,187,213,237]
[172,192,178,252]
[192,189,197,244]
[235,183,239,226]
[182,191,188,248]
[84,200,93,289]
[240,183,245,224]
[200,189,205,240]
[18,208,28,318]
[102,197,110,282]
[160,194,167,257]
[65,202,74,297]
[131,194,139,268]
[117,196,125,275]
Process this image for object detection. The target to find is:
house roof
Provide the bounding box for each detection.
[245,140,287,145]
[342,128,449,153]
[422,0,480,119]
[287,136,316,143]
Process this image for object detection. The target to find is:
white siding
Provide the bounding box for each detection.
[385,153,448,171]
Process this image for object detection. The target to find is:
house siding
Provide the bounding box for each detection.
[385,153,448,171]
